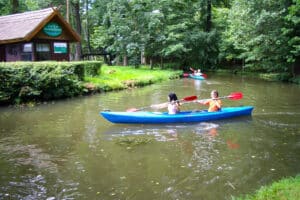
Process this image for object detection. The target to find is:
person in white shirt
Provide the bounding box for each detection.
[167,93,180,114]
[150,92,180,114]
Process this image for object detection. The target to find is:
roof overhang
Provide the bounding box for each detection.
[0,7,80,45]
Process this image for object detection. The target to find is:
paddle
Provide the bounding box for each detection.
[183,73,189,77]
[201,73,208,79]
[189,67,195,73]
[189,67,208,78]
[195,92,243,102]
[225,92,243,100]
[126,95,197,112]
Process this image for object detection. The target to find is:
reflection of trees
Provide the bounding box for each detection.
[0,143,58,172]
[0,140,58,199]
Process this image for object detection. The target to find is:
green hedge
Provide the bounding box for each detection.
[0,61,101,105]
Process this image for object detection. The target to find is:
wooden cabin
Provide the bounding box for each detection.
[0,7,80,62]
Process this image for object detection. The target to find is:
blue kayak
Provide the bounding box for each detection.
[189,74,205,80]
[100,106,254,124]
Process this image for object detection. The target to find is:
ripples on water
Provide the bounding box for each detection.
[104,122,219,142]
[254,111,300,129]
[104,122,233,188]
[0,76,299,200]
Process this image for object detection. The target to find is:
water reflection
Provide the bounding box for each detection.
[0,75,300,200]
[208,128,218,137]
[103,122,220,142]
[226,140,240,149]
[193,80,202,91]
[1,143,58,172]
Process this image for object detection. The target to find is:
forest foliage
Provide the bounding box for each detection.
[1,0,299,74]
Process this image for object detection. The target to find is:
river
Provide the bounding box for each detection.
[0,74,299,199]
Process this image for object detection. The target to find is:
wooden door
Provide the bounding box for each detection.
[0,45,6,61]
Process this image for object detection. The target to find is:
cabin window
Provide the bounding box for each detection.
[21,43,33,61]
[36,43,50,61]
[23,43,32,52]
[54,42,67,54]
[36,43,50,52]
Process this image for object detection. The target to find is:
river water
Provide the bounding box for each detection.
[0,74,299,200]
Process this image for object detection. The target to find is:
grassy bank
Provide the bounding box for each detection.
[84,65,182,92]
[208,68,300,84]
[0,62,181,105]
[232,175,300,200]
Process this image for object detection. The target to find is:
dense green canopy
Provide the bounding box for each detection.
[1,0,299,74]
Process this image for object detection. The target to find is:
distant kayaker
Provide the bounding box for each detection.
[194,69,203,76]
[197,90,222,112]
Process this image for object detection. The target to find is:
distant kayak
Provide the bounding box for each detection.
[189,74,206,80]
[100,106,254,124]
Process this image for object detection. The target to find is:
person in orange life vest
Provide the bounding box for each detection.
[197,90,222,112]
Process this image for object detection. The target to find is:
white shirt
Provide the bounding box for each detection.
[168,102,179,114]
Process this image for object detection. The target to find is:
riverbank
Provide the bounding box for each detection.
[232,175,300,200]
[208,68,300,84]
[84,65,182,93]
[0,62,182,106]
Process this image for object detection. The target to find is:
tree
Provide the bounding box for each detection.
[71,0,82,61]
[283,0,300,75]
[223,0,296,72]
[90,0,222,68]
[0,0,33,15]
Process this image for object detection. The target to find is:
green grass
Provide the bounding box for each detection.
[84,65,182,91]
[232,175,300,200]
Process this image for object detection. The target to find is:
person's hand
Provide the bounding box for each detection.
[150,104,158,109]
[213,100,221,108]
[197,100,205,104]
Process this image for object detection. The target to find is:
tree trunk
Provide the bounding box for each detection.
[72,1,82,61]
[85,0,91,54]
[150,58,153,69]
[141,51,146,65]
[160,56,163,69]
[11,0,19,14]
[66,0,69,23]
[206,0,212,32]
[123,55,128,66]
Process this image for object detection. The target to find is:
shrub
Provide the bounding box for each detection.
[0,61,102,105]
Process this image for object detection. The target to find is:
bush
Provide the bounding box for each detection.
[290,76,300,84]
[0,61,102,105]
[82,61,101,76]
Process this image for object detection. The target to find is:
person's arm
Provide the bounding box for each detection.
[175,102,180,111]
[150,102,168,109]
[213,99,222,109]
[197,100,209,105]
